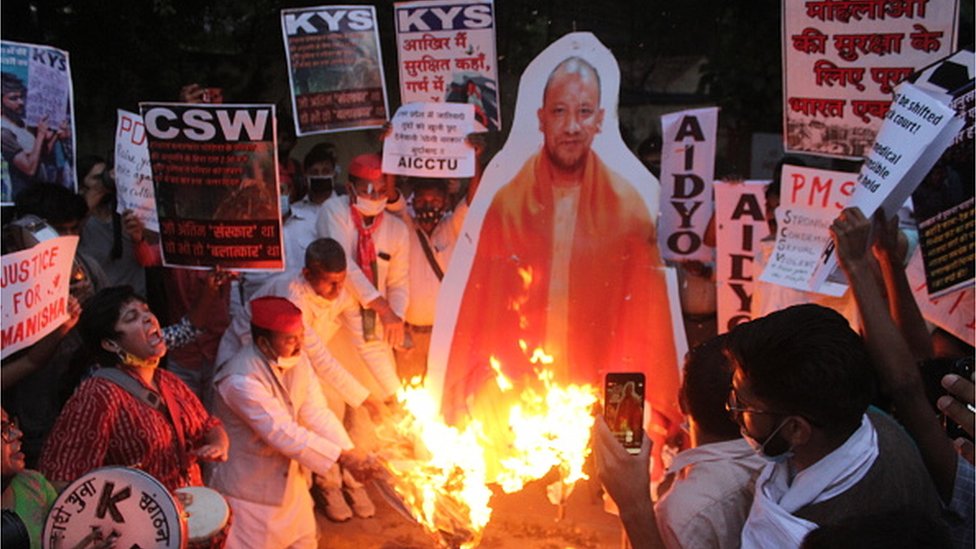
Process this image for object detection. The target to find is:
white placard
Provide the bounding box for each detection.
[114,110,159,232]
[381,102,475,177]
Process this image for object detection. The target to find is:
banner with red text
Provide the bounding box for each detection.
[715,181,768,333]
[114,110,159,232]
[782,0,958,158]
[659,107,718,262]
[281,5,389,135]
[394,0,500,132]
[1,236,77,359]
[140,103,283,271]
[760,165,855,296]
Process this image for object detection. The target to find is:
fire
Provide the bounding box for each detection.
[374,346,598,548]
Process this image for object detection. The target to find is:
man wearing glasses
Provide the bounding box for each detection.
[725,304,948,548]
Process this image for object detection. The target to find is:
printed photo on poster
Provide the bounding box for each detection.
[281,6,389,135]
[782,1,958,158]
[140,103,284,271]
[394,0,501,131]
[427,32,683,482]
[1,40,76,204]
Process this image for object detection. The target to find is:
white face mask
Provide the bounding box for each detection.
[353,196,386,217]
[741,418,794,463]
[275,353,301,369]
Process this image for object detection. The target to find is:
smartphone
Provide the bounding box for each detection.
[918,357,975,441]
[604,372,646,455]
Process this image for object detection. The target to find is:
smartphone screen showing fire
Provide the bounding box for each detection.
[604,373,645,455]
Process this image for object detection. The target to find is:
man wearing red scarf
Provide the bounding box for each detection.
[441,57,681,480]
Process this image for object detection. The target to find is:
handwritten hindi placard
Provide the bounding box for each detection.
[382,102,475,177]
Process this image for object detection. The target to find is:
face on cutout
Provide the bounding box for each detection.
[1,408,25,477]
[304,268,346,301]
[104,299,166,363]
[537,68,604,174]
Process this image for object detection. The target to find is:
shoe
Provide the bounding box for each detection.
[344,484,376,518]
[314,486,353,522]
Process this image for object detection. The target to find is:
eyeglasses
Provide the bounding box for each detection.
[1,417,20,443]
[725,387,781,420]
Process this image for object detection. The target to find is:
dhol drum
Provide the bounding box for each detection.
[174,486,232,549]
[42,466,185,549]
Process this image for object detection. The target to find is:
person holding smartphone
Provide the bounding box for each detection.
[596,336,765,549]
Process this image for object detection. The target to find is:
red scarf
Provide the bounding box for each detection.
[350,206,383,284]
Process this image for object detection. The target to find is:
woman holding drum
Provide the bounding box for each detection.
[39,285,229,493]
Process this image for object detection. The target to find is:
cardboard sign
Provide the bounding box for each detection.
[114,110,159,232]
[140,103,284,271]
[281,5,389,135]
[761,165,856,296]
[659,107,719,262]
[1,236,77,359]
[782,1,958,158]
[382,102,476,177]
[809,81,965,292]
[394,0,501,131]
[0,40,77,204]
[714,181,768,333]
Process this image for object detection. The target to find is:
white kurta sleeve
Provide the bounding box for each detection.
[216,374,349,476]
[384,219,411,318]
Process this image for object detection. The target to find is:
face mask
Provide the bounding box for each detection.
[415,206,444,225]
[279,195,290,217]
[308,176,333,197]
[741,418,794,463]
[113,345,157,369]
[275,353,301,369]
[353,196,386,217]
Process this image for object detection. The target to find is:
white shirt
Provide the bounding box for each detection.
[387,197,468,326]
[656,438,765,549]
[315,195,410,318]
[217,271,374,406]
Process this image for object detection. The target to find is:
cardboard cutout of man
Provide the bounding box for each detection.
[429,33,682,480]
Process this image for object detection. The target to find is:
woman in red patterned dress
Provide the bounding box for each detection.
[39,286,229,492]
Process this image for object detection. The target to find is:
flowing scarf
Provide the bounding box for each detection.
[740,414,879,548]
[350,206,383,285]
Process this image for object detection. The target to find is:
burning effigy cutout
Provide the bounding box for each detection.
[372,32,684,548]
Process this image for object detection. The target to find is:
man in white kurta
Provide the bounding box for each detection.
[211,296,358,548]
[315,153,410,355]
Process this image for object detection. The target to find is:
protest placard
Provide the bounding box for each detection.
[394,0,501,131]
[281,6,389,135]
[906,248,974,346]
[381,102,475,177]
[114,110,159,232]
[910,47,975,297]
[714,181,768,333]
[809,81,965,292]
[760,165,855,296]
[782,1,958,158]
[1,236,77,359]
[658,107,718,262]
[140,103,283,271]
[1,40,76,204]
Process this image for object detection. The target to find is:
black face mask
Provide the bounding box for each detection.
[415,206,444,225]
[308,176,333,198]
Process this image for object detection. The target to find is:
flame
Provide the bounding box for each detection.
[375,346,596,548]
